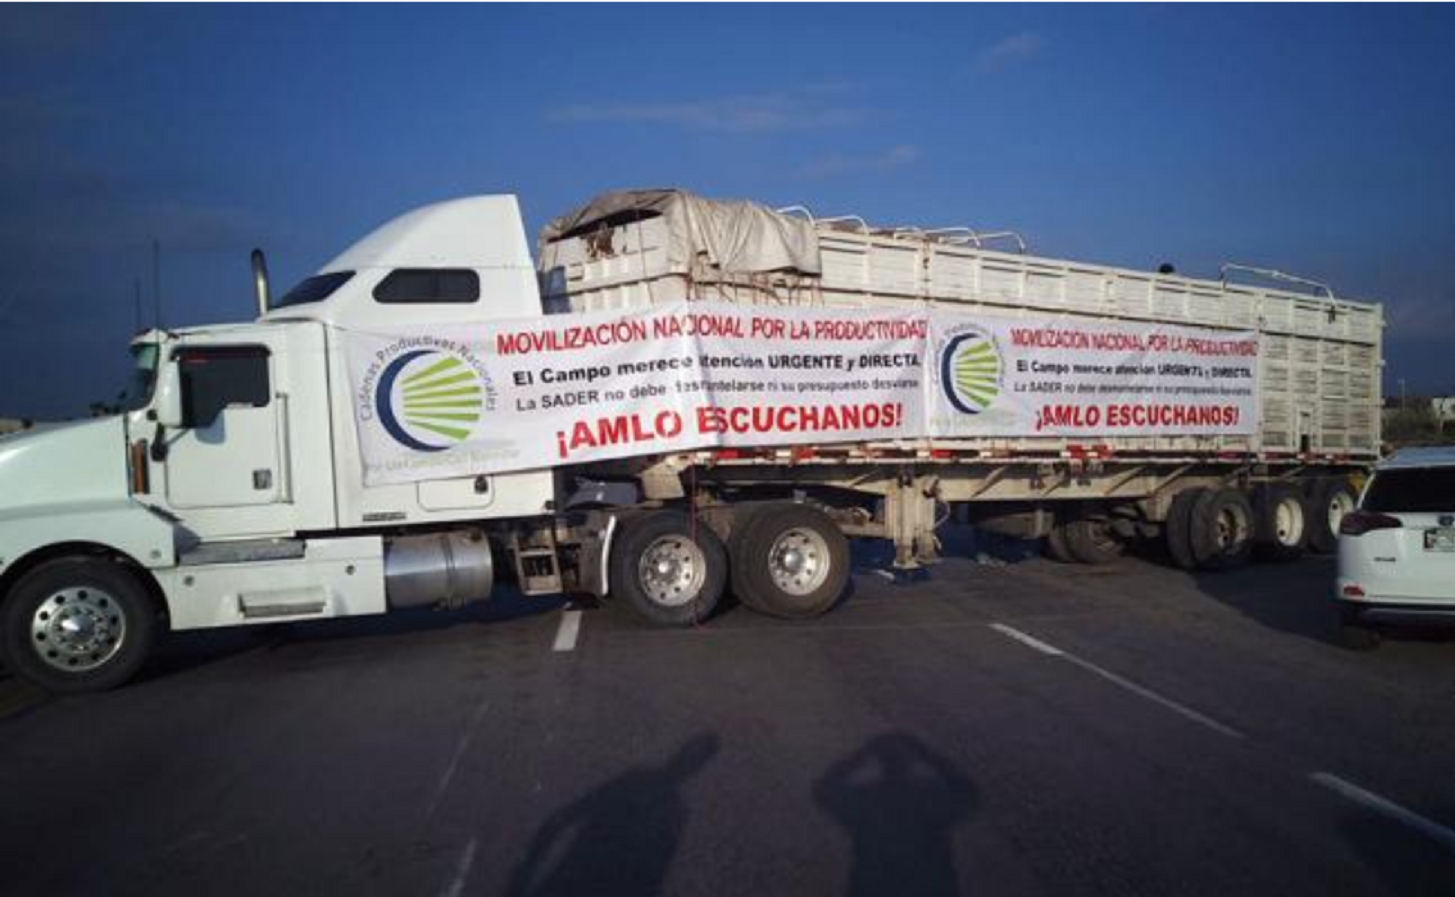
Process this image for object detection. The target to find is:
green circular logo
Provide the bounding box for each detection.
[941,328,1002,415]
[376,349,485,452]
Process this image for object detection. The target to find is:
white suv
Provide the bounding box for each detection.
[1336,447,1455,648]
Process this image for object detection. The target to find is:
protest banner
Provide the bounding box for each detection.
[344,301,1257,485]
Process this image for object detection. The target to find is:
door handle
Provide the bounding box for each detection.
[253,469,273,491]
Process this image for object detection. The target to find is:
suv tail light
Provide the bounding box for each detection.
[1339,509,1402,536]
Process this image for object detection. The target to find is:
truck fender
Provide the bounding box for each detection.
[0,501,178,603]
[572,512,619,599]
[599,513,618,597]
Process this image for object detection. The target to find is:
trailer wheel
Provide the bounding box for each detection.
[730,503,850,619]
[1164,488,1204,571]
[0,557,160,693]
[1044,521,1076,564]
[1308,478,1357,555]
[1064,516,1124,565]
[610,511,726,627]
[1189,488,1255,570]
[1254,483,1308,560]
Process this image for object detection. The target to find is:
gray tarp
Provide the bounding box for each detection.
[540,188,822,275]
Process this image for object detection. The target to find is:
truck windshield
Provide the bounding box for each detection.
[275,271,354,309]
[1363,468,1455,513]
[118,342,160,412]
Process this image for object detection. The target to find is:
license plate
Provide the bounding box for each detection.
[1424,528,1455,552]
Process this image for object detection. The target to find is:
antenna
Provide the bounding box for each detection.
[151,238,162,328]
[133,279,143,333]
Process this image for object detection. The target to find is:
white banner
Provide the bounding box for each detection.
[927,313,1260,438]
[344,301,1258,485]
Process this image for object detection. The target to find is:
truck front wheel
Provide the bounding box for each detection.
[730,503,850,619]
[0,557,160,693]
[610,512,727,627]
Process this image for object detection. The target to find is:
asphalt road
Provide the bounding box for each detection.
[3,531,1455,896]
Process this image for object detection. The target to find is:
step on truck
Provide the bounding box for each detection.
[0,189,1383,692]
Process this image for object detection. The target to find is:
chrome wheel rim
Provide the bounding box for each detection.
[31,587,126,672]
[768,528,831,596]
[637,536,707,607]
[1274,496,1305,547]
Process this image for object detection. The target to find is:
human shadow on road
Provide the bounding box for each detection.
[506,732,719,897]
[814,731,977,897]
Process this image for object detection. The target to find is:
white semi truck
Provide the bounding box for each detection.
[0,190,1382,692]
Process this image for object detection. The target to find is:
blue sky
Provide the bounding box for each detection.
[1,4,1452,418]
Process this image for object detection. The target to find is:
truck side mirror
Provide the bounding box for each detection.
[151,360,185,429]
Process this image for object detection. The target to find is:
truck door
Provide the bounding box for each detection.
[163,343,286,519]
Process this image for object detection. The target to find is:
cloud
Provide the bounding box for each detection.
[549,90,868,134]
[799,144,921,179]
[974,31,1045,72]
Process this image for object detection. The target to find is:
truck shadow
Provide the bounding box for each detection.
[1188,555,1455,650]
[137,586,566,685]
[850,522,1039,585]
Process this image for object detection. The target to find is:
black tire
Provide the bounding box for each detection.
[1307,478,1357,555]
[1044,521,1076,564]
[0,557,160,693]
[1164,488,1204,571]
[610,511,727,627]
[1189,488,1256,570]
[730,503,850,619]
[1064,515,1124,565]
[1253,482,1308,560]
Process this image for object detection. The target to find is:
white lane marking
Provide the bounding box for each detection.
[989,622,1064,656]
[1310,772,1455,854]
[439,836,479,897]
[553,608,583,652]
[990,623,1244,740]
[427,699,489,817]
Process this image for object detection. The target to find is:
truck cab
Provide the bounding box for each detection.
[0,196,564,691]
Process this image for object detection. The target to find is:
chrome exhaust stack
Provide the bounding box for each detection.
[251,248,271,316]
